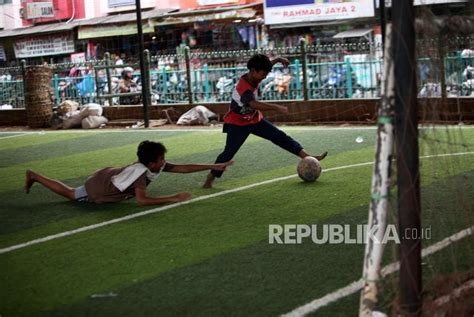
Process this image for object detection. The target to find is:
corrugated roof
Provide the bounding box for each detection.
[164,2,261,17]
[333,28,373,39]
[0,8,175,38]
[0,21,79,38]
[0,4,262,39]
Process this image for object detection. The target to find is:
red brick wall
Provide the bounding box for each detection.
[1,99,473,127]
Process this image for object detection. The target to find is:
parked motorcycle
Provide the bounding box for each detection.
[215,75,234,101]
[260,69,292,99]
[311,64,361,99]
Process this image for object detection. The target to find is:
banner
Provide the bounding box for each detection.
[14,33,75,58]
[264,0,375,25]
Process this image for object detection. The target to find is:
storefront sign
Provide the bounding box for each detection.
[264,0,374,25]
[14,33,75,58]
[26,2,55,19]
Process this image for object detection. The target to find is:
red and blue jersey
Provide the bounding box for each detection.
[224,74,263,126]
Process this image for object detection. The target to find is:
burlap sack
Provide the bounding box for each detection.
[62,113,83,129]
[81,103,103,116]
[81,116,108,129]
[58,100,79,115]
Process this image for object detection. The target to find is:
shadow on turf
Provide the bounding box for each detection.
[0,186,136,235]
[41,171,473,317]
[42,205,369,317]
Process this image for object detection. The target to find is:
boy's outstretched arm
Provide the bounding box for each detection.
[249,100,289,114]
[135,187,192,206]
[271,57,290,67]
[163,161,233,173]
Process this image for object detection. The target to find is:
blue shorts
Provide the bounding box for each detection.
[74,185,89,202]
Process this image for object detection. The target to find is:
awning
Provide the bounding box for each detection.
[154,2,261,25]
[0,21,78,39]
[0,8,176,39]
[333,28,373,39]
[164,3,261,18]
[78,22,155,39]
[156,8,257,26]
[75,8,177,26]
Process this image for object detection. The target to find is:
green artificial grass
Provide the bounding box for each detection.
[0,127,472,316]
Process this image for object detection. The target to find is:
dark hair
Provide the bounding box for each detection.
[247,54,273,72]
[137,141,167,166]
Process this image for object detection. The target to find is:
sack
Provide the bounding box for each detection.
[81,115,108,129]
[81,103,103,116]
[62,112,83,129]
[177,105,217,125]
[58,100,79,114]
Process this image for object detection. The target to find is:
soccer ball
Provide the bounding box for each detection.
[297,157,322,182]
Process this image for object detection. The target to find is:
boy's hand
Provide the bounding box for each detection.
[174,192,192,202]
[213,160,234,171]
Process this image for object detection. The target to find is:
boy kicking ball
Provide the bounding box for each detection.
[203,53,327,188]
[25,140,233,206]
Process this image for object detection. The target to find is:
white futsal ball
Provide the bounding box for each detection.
[297,157,322,182]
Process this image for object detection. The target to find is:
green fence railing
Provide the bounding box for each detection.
[0,40,473,109]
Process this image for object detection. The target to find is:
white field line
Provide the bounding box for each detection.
[0,124,472,136]
[282,226,474,317]
[0,133,29,140]
[0,162,373,255]
[0,151,473,255]
[0,126,378,136]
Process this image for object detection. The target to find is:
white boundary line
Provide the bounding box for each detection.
[0,127,378,136]
[0,125,472,136]
[0,151,473,255]
[282,226,474,317]
[0,133,29,140]
[0,162,373,255]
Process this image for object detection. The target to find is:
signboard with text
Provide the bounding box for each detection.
[26,2,54,19]
[264,0,374,25]
[14,33,75,58]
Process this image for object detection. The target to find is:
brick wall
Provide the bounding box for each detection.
[1,99,473,127]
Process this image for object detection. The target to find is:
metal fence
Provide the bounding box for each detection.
[0,39,473,109]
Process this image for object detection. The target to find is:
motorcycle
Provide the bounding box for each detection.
[260,69,292,99]
[311,64,361,99]
[215,75,234,101]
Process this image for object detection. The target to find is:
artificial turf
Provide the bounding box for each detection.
[0,127,472,316]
